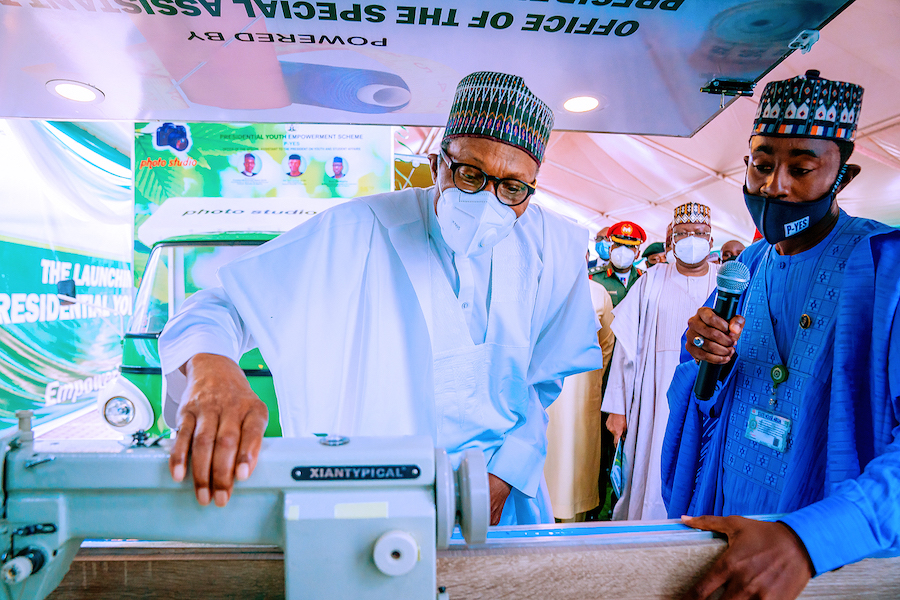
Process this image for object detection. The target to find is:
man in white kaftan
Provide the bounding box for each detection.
[602,203,718,520]
[159,71,604,525]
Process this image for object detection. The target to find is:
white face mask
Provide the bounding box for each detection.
[665,250,676,264]
[609,245,636,270]
[435,187,517,257]
[673,236,711,265]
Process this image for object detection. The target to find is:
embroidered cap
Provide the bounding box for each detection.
[608,221,646,246]
[443,71,555,165]
[752,70,863,142]
[673,202,711,226]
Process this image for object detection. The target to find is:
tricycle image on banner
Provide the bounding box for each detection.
[96,197,343,437]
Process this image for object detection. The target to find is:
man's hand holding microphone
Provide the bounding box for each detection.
[687,261,750,404]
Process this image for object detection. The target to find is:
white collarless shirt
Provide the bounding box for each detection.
[426,198,493,345]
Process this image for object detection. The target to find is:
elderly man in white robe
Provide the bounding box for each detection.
[602,202,718,520]
[159,71,604,526]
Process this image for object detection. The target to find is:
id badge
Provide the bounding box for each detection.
[745,408,792,452]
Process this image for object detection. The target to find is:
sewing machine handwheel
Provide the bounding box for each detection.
[456,449,489,545]
[434,448,455,550]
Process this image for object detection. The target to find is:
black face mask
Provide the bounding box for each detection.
[743,164,846,245]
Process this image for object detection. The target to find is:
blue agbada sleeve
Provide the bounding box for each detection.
[779,319,900,574]
[662,360,703,514]
[780,231,900,574]
[663,285,732,517]
[663,247,763,518]
[662,355,741,517]
[664,282,721,515]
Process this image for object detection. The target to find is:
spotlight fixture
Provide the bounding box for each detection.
[563,96,601,113]
[46,80,105,104]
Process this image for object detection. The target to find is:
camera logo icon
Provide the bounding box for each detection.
[156,122,191,152]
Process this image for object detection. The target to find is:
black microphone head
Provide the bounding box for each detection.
[717,260,751,294]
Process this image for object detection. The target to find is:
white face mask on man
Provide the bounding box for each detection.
[435,186,517,257]
[673,236,711,265]
[609,245,636,270]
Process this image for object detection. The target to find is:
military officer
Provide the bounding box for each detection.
[589,221,646,307]
[641,241,667,267]
[590,220,646,519]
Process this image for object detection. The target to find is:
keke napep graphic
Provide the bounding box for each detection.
[99,196,345,437]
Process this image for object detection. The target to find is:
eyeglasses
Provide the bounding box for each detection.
[440,150,536,206]
[672,231,711,242]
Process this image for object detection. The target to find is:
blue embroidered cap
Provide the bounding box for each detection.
[752,70,863,142]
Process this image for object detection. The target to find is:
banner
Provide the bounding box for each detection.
[0,244,131,409]
[0,120,133,428]
[133,121,392,273]
[0,2,853,135]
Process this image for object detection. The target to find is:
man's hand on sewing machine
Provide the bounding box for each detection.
[488,473,512,525]
[169,353,269,507]
[680,515,813,600]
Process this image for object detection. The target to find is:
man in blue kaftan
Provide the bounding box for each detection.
[662,70,900,600]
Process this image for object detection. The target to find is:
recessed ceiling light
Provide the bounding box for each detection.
[46,80,105,104]
[564,96,600,113]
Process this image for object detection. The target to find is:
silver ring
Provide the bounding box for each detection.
[692,336,705,348]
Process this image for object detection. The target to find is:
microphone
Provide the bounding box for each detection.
[692,261,752,404]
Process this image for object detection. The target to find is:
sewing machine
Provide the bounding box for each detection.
[6,410,900,600]
[0,411,489,600]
